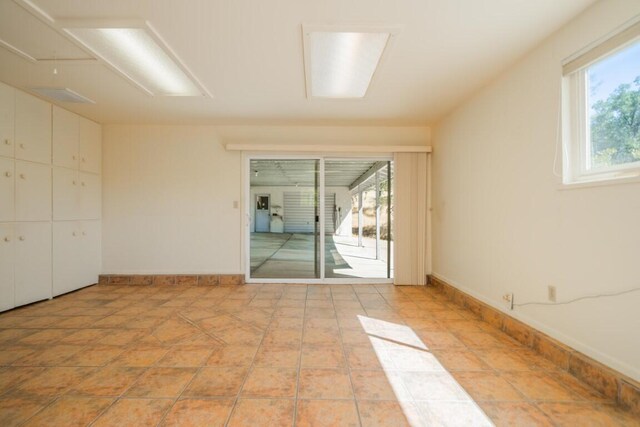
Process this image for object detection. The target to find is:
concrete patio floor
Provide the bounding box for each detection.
[250,233,393,280]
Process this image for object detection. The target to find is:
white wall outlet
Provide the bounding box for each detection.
[548,285,557,302]
[502,293,514,310]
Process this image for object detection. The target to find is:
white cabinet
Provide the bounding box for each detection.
[0,224,14,312]
[79,117,101,174]
[53,106,79,169]
[15,161,51,221]
[80,172,101,219]
[15,91,51,165]
[53,168,100,220]
[0,83,15,159]
[0,158,14,222]
[53,167,80,220]
[53,220,100,296]
[13,222,52,306]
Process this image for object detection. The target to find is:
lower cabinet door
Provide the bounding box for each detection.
[79,221,101,286]
[53,221,82,296]
[0,223,14,312]
[14,222,51,306]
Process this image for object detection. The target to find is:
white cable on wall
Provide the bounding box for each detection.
[514,287,640,307]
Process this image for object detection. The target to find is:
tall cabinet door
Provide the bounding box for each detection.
[14,222,51,306]
[79,117,101,174]
[0,158,14,222]
[53,106,79,169]
[0,224,14,312]
[0,83,14,159]
[15,92,51,165]
[15,161,51,221]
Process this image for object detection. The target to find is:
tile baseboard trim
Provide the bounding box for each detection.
[428,275,640,416]
[98,274,245,286]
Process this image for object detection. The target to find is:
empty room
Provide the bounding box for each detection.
[0,0,639,426]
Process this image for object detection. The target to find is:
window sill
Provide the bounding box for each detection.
[558,171,640,190]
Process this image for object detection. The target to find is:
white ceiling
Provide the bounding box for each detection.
[0,0,597,125]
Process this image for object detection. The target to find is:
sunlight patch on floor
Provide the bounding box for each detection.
[358,315,494,426]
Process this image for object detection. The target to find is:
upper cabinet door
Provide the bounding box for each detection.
[0,83,15,159]
[15,91,51,165]
[79,117,101,174]
[53,106,79,169]
[15,161,52,221]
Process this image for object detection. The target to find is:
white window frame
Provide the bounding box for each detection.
[562,19,640,185]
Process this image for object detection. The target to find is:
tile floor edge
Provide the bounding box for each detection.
[428,275,640,416]
[98,274,246,286]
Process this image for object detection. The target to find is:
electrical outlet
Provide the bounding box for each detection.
[548,285,557,302]
[502,293,514,310]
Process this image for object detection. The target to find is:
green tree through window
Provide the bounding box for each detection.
[590,77,640,169]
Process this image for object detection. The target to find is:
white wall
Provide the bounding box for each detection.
[102,125,242,274]
[103,124,430,275]
[432,0,640,381]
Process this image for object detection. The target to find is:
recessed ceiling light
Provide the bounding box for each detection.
[303,26,397,98]
[62,22,210,97]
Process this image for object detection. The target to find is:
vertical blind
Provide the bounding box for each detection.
[393,152,428,285]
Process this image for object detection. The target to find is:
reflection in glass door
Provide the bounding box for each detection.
[247,156,393,281]
[249,159,320,279]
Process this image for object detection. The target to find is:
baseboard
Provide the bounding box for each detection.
[428,274,640,416]
[98,274,245,286]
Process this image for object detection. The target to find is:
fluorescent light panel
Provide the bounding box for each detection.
[308,31,390,98]
[65,27,201,96]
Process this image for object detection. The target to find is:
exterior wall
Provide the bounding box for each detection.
[249,186,352,236]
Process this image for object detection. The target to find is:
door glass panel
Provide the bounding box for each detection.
[324,160,393,279]
[249,159,320,279]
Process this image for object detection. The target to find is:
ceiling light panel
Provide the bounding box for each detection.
[64,26,204,96]
[305,28,393,98]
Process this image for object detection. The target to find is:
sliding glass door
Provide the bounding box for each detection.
[247,156,393,282]
[249,159,320,279]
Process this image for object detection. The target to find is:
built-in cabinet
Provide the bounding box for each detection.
[0,83,102,312]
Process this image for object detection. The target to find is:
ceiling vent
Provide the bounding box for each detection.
[29,87,95,104]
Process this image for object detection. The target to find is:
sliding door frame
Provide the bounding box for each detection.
[243,152,393,284]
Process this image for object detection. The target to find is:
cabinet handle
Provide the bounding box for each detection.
[3,139,9,145]
[72,231,77,237]
[19,143,25,149]
[72,180,77,185]
[82,157,86,162]
[3,237,9,242]
[4,171,10,178]
[18,236,25,241]
[81,182,85,186]
[72,155,76,160]
[19,174,25,180]
[82,231,86,236]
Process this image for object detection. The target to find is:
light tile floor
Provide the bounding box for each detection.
[0,284,638,426]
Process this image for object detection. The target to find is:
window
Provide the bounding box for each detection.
[563,22,640,184]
